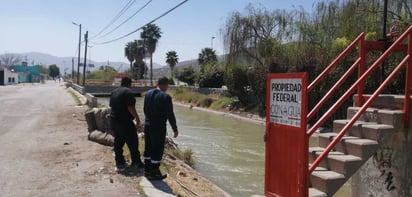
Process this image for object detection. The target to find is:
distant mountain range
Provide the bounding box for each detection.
[0,52,162,73]
[0,52,224,79]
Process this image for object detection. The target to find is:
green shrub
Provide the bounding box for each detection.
[198,97,214,107]
[167,148,195,168]
[210,97,235,110]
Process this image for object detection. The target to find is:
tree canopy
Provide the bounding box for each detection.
[141,23,162,86]
[48,64,60,79]
[166,51,179,78]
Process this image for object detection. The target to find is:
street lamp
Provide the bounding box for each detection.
[211,36,215,49]
[72,22,81,84]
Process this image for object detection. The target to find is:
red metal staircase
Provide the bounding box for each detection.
[306,26,412,196]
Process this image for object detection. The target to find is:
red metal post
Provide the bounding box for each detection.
[405,33,412,127]
[357,34,366,106]
[309,55,410,173]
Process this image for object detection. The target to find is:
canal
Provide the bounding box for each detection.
[98,97,350,196]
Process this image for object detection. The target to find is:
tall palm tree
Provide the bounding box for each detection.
[165,51,179,78]
[140,23,162,86]
[133,39,146,79]
[198,47,217,72]
[124,42,134,70]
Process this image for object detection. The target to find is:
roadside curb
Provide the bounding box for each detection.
[67,87,87,105]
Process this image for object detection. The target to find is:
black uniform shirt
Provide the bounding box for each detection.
[109,86,136,121]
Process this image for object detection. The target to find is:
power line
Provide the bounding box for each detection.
[90,0,136,39]
[93,0,189,45]
[96,0,154,39]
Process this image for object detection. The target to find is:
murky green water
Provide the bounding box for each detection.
[98,97,350,196]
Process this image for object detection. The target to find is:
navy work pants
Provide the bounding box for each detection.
[143,125,166,163]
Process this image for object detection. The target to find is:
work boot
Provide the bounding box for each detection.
[144,159,151,177]
[147,163,167,180]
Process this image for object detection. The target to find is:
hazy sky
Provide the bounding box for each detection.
[0,0,315,66]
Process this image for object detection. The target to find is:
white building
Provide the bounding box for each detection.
[0,66,19,85]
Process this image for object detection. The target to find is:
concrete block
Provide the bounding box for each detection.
[333,120,394,140]
[309,147,362,176]
[332,120,374,137]
[309,188,327,197]
[84,110,97,132]
[359,124,395,141]
[318,133,378,159]
[347,107,404,128]
[310,169,345,196]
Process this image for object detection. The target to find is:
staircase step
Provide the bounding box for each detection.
[353,94,412,110]
[333,120,394,140]
[310,167,345,196]
[318,133,378,159]
[347,107,404,128]
[309,147,362,176]
[309,187,327,197]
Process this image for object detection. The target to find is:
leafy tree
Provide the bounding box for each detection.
[124,42,134,70]
[176,66,197,86]
[88,66,117,81]
[198,48,217,71]
[198,68,224,88]
[225,64,250,105]
[48,64,60,79]
[197,48,224,88]
[125,40,146,80]
[141,23,162,86]
[98,65,117,72]
[0,53,21,67]
[222,5,293,68]
[166,51,179,78]
[38,65,49,75]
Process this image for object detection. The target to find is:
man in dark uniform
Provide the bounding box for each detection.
[110,77,143,173]
[143,77,179,180]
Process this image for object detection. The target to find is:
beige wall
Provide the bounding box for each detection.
[3,69,18,85]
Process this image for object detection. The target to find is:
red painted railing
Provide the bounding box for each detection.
[306,25,412,174]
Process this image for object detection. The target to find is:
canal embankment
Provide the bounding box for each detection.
[69,86,230,196]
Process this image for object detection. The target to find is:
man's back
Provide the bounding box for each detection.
[110,87,135,121]
[144,89,177,130]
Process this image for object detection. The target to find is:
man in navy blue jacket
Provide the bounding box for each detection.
[143,77,179,180]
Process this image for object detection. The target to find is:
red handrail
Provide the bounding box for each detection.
[308,25,412,173]
[307,33,365,93]
[309,54,410,173]
[307,58,361,121]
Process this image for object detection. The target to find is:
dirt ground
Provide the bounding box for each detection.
[0,81,140,196]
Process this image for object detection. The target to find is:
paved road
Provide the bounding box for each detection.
[0,81,138,196]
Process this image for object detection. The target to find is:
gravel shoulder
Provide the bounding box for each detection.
[0,81,140,197]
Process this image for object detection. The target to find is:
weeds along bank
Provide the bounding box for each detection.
[169,87,237,111]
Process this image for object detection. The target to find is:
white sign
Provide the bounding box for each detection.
[269,78,302,127]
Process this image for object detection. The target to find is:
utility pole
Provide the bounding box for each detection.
[72,22,82,84]
[83,31,88,86]
[71,58,74,81]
